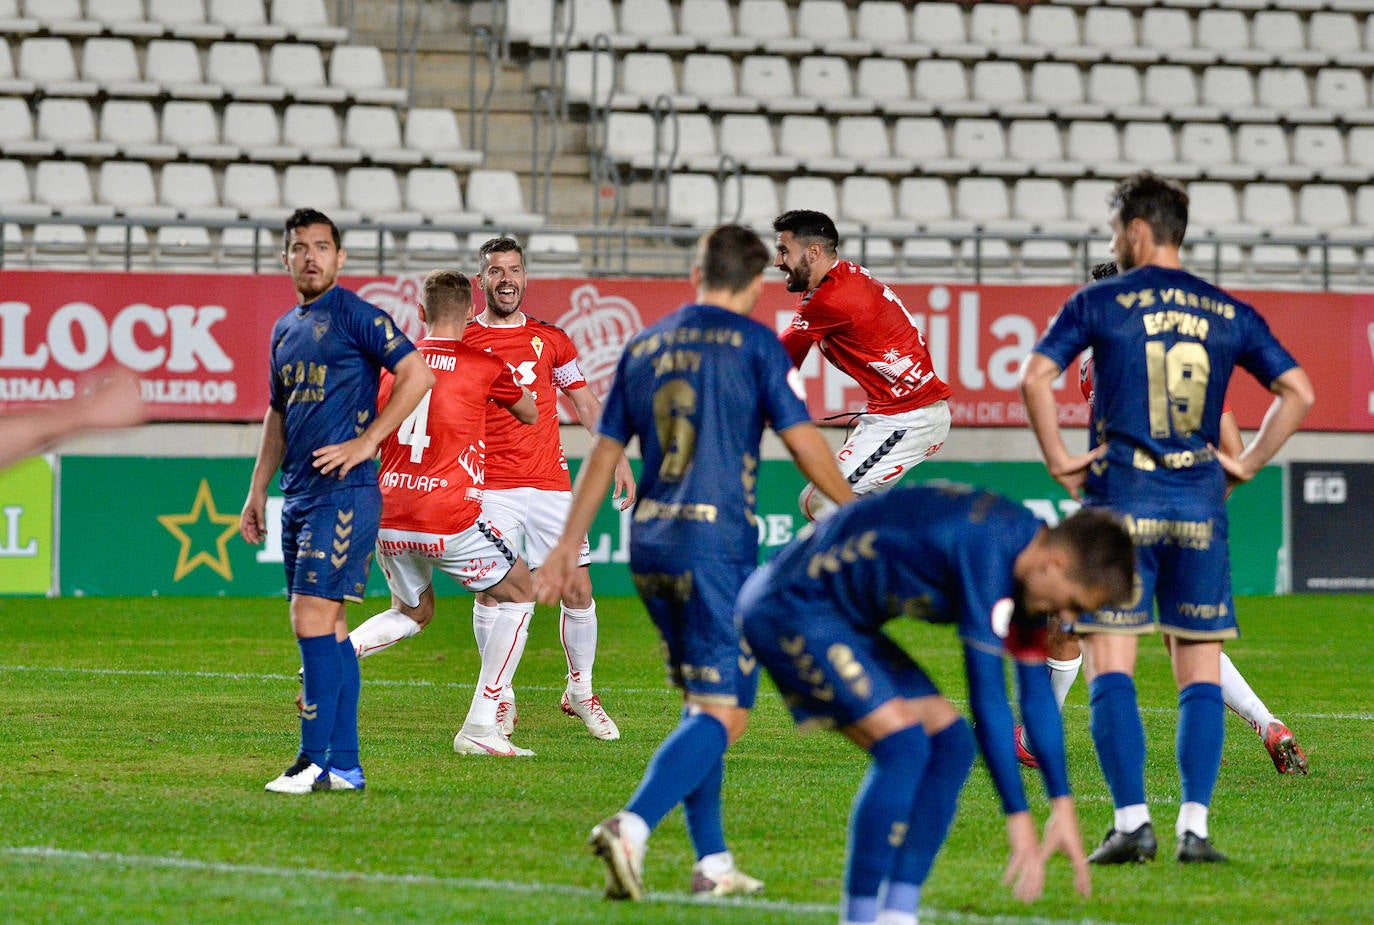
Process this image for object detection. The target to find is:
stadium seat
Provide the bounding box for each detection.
[1186,181,1246,236]
[206,41,285,101]
[839,176,905,233]
[223,162,287,221]
[223,101,299,162]
[0,157,51,217]
[160,162,237,222]
[207,0,288,42]
[0,96,54,159]
[953,177,1016,265]
[1252,11,1323,67]
[526,231,586,274]
[678,0,754,54]
[93,222,152,267]
[740,55,817,114]
[660,111,719,170]
[466,167,544,229]
[1009,119,1081,178]
[268,43,347,104]
[968,3,1036,62]
[718,113,796,172]
[1143,64,1217,122]
[35,159,114,219]
[1028,62,1100,120]
[1256,68,1324,123]
[1313,69,1374,123]
[738,0,813,56]
[950,118,1012,173]
[797,56,872,114]
[147,0,227,41]
[1195,10,1267,68]
[855,59,926,117]
[100,99,177,162]
[404,229,462,266]
[854,2,923,60]
[271,0,349,46]
[31,223,91,265]
[1026,5,1096,64]
[681,53,755,112]
[1244,182,1305,273]
[1236,124,1306,181]
[782,176,838,223]
[36,98,116,160]
[0,38,35,96]
[1200,66,1275,124]
[913,59,988,118]
[1292,125,1356,181]
[98,160,176,221]
[282,103,360,164]
[344,166,420,224]
[778,115,856,174]
[1179,122,1249,181]
[797,0,871,58]
[220,224,279,265]
[1314,12,1374,68]
[1065,121,1129,178]
[667,172,721,225]
[18,36,96,96]
[404,107,483,168]
[283,164,359,224]
[835,115,913,175]
[154,224,215,264]
[404,166,483,225]
[87,0,164,39]
[910,2,984,61]
[1014,178,1076,268]
[896,176,963,232]
[1121,121,1195,180]
[1141,8,1214,67]
[619,0,695,53]
[82,37,158,97]
[502,0,557,48]
[563,49,617,108]
[1086,62,1156,122]
[328,45,407,106]
[711,172,775,228]
[1068,178,1115,233]
[971,60,1042,118]
[1083,7,1156,65]
[146,39,223,100]
[610,52,687,111]
[160,100,233,161]
[560,0,635,51]
[345,105,423,166]
[892,117,967,176]
[22,0,100,37]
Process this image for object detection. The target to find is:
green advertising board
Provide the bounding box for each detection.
[0,455,55,596]
[55,457,1283,598]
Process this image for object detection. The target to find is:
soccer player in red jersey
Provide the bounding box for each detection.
[463,236,636,741]
[348,269,540,757]
[772,210,952,521]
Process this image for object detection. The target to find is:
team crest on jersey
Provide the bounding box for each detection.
[530,335,544,358]
[312,316,330,341]
[354,275,426,343]
[556,284,643,401]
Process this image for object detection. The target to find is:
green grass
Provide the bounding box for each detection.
[0,594,1370,925]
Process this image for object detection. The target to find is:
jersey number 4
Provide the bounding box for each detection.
[395,390,433,463]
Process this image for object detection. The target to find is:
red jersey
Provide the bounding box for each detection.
[779,260,951,415]
[463,314,586,491]
[377,337,525,534]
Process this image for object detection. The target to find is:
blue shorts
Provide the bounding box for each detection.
[739,566,939,731]
[1074,470,1238,640]
[631,552,759,709]
[281,485,382,603]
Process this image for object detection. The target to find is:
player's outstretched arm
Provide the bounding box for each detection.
[1,369,146,469]
[241,407,286,544]
[314,351,434,479]
[1040,795,1091,898]
[778,422,855,509]
[1018,352,1104,500]
[535,434,626,606]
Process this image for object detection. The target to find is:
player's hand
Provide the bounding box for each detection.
[80,369,147,429]
[1047,445,1106,501]
[1003,810,1046,902]
[612,455,637,511]
[312,436,378,479]
[534,542,578,606]
[1041,796,1092,898]
[1214,444,1254,492]
[240,489,268,544]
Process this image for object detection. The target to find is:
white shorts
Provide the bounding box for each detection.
[801,400,952,520]
[481,486,591,570]
[375,521,519,608]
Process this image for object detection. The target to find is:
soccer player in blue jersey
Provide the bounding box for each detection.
[1019,172,1314,863]
[240,208,434,794]
[536,224,855,900]
[740,482,1135,925]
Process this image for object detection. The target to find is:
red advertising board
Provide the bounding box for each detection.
[1,270,1368,430]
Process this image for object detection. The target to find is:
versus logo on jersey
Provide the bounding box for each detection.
[556,284,643,401]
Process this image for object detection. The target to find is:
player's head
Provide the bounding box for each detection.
[1107,171,1188,270]
[694,224,770,307]
[772,209,840,293]
[282,208,344,303]
[476,236,526,319]
[1020,508,1136,620]
[421,268,475,328]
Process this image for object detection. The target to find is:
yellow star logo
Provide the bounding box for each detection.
[157,479,239,582]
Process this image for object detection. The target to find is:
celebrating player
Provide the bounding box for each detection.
[240,208,433,794]
[536,224,855,900]
[772,210,952,520]
[1019,172,1314,863]
[738,482,1136,925]
[347,269,541,757]
[464,236,635,742]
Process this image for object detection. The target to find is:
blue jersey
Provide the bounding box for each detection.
[1035,265,1297,489]
[268,285,416,496]
[751,481,1046,653]
[598,302,812,564]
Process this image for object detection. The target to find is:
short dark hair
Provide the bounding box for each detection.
[1109,171,1189,248]
[772,209,839,254]
[1048,507,1137,608]
[696,224,770,292]
[422,269,473,324]
[478,235,523,267]
[283,208,340,248]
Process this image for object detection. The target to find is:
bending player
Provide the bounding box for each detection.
[772,210,951,520]
[739,481,1136,925]
[347,270,540,757]
[1014,261,1308,777]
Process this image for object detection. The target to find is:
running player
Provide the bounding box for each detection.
[240,208,433,793]
[346,269,540,757]
[536,225,855,900]
[464,236,635,741]
[772,210,952,520]
[1019,172,1314,863]
[738,482,1136,925]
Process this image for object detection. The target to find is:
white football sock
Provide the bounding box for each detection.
[1114,803,1151,833]
[472,600,499,654]
[560,602,598,697]
[464,601,531,729]
[1047,654,1083,711]
[696,850,735,877]
[1176,801,1209,839]
[349,608,421,658]
[1219,652,1275,735]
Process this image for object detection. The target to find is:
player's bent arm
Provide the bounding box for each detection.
[535,434,626,606]
[1227,366,1314,484]
[314,351,435,478]
[567,385,637,508]
[505,389,538,425]
[1018,352,1103,499]
[240,407,287,544]
[778,422,856,508]
[777,325,814,369]
[1219,409,1243,457]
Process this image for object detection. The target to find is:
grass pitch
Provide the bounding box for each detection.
[0,593,1370,925]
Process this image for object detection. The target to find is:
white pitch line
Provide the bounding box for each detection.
[0,846,1148,925]
[1,664,1370,722]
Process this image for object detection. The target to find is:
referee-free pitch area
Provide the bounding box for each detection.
[0,594,1368,925]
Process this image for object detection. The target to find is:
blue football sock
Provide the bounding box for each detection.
[298,634,341,767]
[626,709,728,831]
[683,753,727,859]
[329,638,361,770]
[1177,682,1224,807]
[844,725,930,920]
[886,718,977,900]
[1089,672,1147,810]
